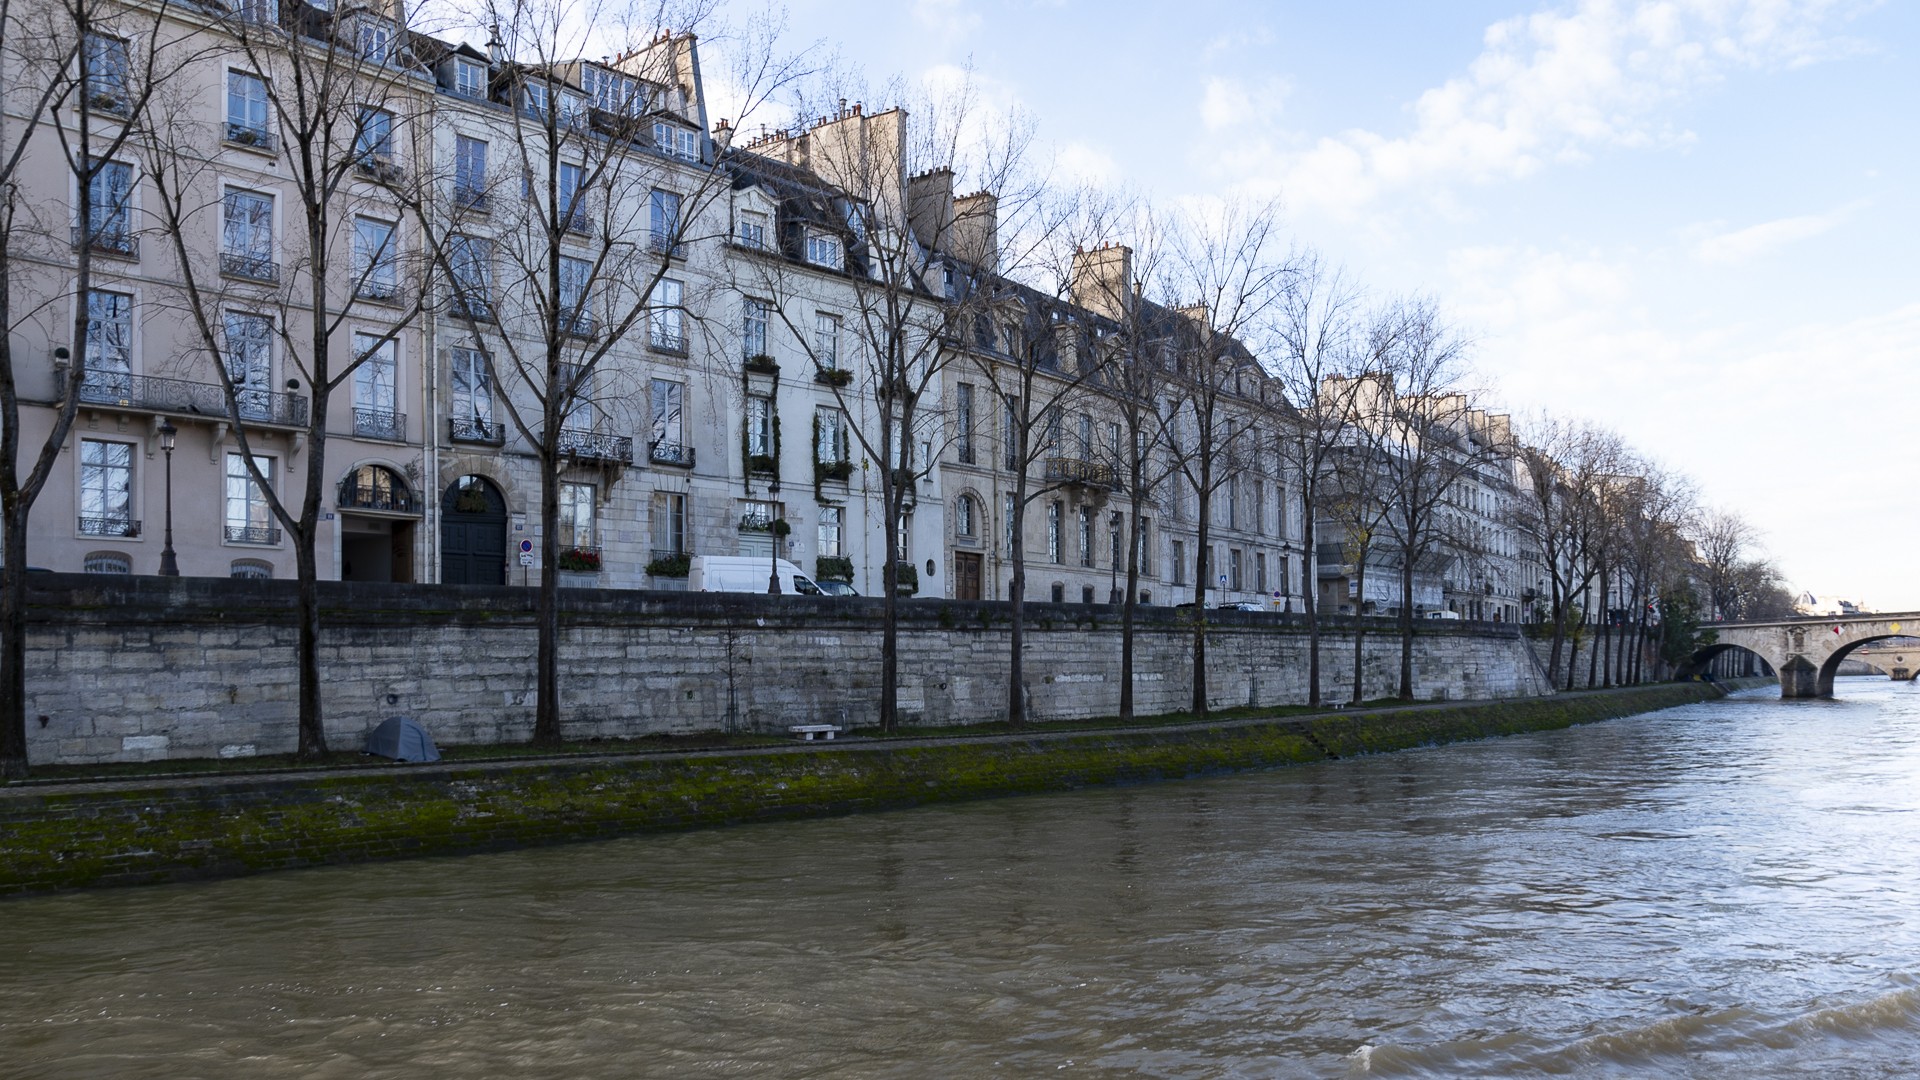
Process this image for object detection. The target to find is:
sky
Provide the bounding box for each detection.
[701,0,1919,608]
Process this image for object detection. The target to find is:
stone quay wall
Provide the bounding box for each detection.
[0,683,1721,896]
[20,574,1553,765]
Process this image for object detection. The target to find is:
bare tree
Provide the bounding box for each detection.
[728,69,1035,731]
[1693,507,1762,623]
[1,0,170,777]
[1159,199,1289,716]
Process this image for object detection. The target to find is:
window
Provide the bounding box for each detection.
[653,121,697,160]
[806,231,843,270]
[447,235,492,318]
[79,439,135,536]
[522,83,548,117]
[451,347,493,436]
[559,255,593,336]
[813,312,840,370]
[817,506,843,557]
[226,71,270,146]
[222,312,273,420]
[82,290,133,396]
[453,58,486,98]
[1253,478,1266,535]
[1004,493,1016,555]
[651,492,686,556]
[1226,478,1238,530]
[453,135,487,206]
[649,278,684,350]
[742,298,768,359]
[557,362,593,431]
[746,395,772,458]
[896,512,911,560]
[83,34,129,112]
[354,106,393,164]
[956,494,976,538]
[649,379,684,453]
[234,0,277,23]
[1172,539,1186,586]
[1003,397,1019,470]
[352,217,396,299]
[956,384,975,464]
[1109,513,1122,568]
[230,558,272,579]
[351,333,399,439]
[815,408,849,465]
[1139,517,1152,569]
[85,551,132,574]
[356,18,394,63]
[84,161,134,254]
[737,211,767,249]
[557,92,587,129]
[1078,506,1093,567]
[224,453,277,543]
[558,482,595,550]
[1077,413,1092,458]
[584,66,640,115]
[559,162,588,233]
[649,189,680,253]
[1047,500,1062,564]
[1229,548,1243,591]
[220,189,275,281]
[741,499,777,531]
[1255,552,1268,594]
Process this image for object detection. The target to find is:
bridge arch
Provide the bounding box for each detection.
[1690,614,1920,699]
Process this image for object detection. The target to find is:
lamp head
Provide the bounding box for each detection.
[157,418,177,452]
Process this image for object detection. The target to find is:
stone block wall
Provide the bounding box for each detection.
[21,575,1553,764]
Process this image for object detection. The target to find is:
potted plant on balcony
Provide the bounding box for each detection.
[556,547,601,573]
[744,353,779,376]
[814,459,853,485]
[816,555,854,583]
[645,552,691,578]
[813,366,853,388]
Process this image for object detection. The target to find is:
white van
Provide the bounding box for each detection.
[687,556,825,596]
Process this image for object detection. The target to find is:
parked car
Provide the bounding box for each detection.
[817,579,860,598]
[687,556,824,596]
[1217,601,1265,612]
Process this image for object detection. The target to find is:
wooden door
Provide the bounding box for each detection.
[955,552,982,600]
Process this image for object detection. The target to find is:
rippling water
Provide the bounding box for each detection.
[8,678,1920,1078]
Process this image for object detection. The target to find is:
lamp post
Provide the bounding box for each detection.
[157,419,179,576]
[766,479,782,595]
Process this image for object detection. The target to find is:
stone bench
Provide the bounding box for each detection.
[789,724,842,741]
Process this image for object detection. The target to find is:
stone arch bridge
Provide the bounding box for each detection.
[1686,613,1920,698]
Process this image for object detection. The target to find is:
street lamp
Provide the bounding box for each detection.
[157,419,179,576]
[766,479,782,595]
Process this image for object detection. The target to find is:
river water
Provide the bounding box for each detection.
[7,678,1920,1078]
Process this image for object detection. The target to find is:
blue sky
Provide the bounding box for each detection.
[711,0,1918,607]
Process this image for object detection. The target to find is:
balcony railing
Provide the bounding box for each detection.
[449,294,494,322]
[355,157,405,184]
[557,427,631,464]
[451,184,489,213]
[221,250,280,284]
[1043,456,1117,489]
[338,476,417,514]
[78,515,140,538]
[225,523,281,545]
[562,210,593,236]
[649,329,687,354]
[71,224,137,258]
[352,407,406,441]
[224,122,277,152]
[560,308,597,340]
[356,279,398,303]
[449,415,506,445]
[63,367,310,427]
[648,440,695,467]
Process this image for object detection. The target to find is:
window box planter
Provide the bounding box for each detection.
[747,453,778,475]
[890,560,919,596]
[815,555,854,583]
[556,547,601,573]
[743,354,779,376]
[813,367,852,388]
[645,551,691,578]
[814,459,853,484]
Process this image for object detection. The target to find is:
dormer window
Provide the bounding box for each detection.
[452,57,485,98]
[652,121,697,161]
[558,91,587,128]
[522,82,548,117]
[584,66,642,116]
[355,17,394,64]
[737,211,767,250]
[806,231,843,271]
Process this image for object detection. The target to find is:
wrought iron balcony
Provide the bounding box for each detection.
[356,279,398,303]
[352,407,406,441]
[648,233,684,257]
[78,515,140,538]
[225,523,281,544]
[649,329,687,354]
[355,156,405,184]
[338,476,416,513]
[451,184,489,213]
[224,122,277,152]
[557,427,631,464]
[63,367,310,428]
[449,415,506,445]
[1044,456,1117,489]
[648,440,695,467]
[71,224,137,258]
[562,210,594,236]
[449,294,494,322]
[561,307,597,340]
[221,250,280,284]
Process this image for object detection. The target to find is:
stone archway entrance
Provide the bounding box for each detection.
[440,475,507,585]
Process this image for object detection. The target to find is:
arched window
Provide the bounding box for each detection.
[230,559,272,580]
[955,494,976,537]
[83,551,131,574]
[338,464,414,513]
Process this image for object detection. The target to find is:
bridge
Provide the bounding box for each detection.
[1685,614,1920,698]
[1839,640,1920,681]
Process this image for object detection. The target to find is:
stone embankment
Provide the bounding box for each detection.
[1,682,1723,896]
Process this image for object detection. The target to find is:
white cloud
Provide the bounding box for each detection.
[1227,0,1858,217]
[912,0,980,39]
[1056,141,1120,187]
[1199,75,1289,132]
[1690,208,1851,264]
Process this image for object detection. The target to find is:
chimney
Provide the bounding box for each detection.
[1071,242,1133,321]
[950,190,999,271]
[907,168,954,252]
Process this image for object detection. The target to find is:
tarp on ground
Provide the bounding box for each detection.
[364,716,440,763]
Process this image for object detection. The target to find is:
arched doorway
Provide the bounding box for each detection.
[338,463,419,583]
[441,475,507,584]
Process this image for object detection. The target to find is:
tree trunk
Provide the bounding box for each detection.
[1119,481,1145,723]
[1007,473,1028,726]
[1350,552,1369,704]
[1190,495,1211,716]
[0,521,28,779]
[533,446,561,745]
[1300,500,1320,707]
[1396,548,1415,700]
